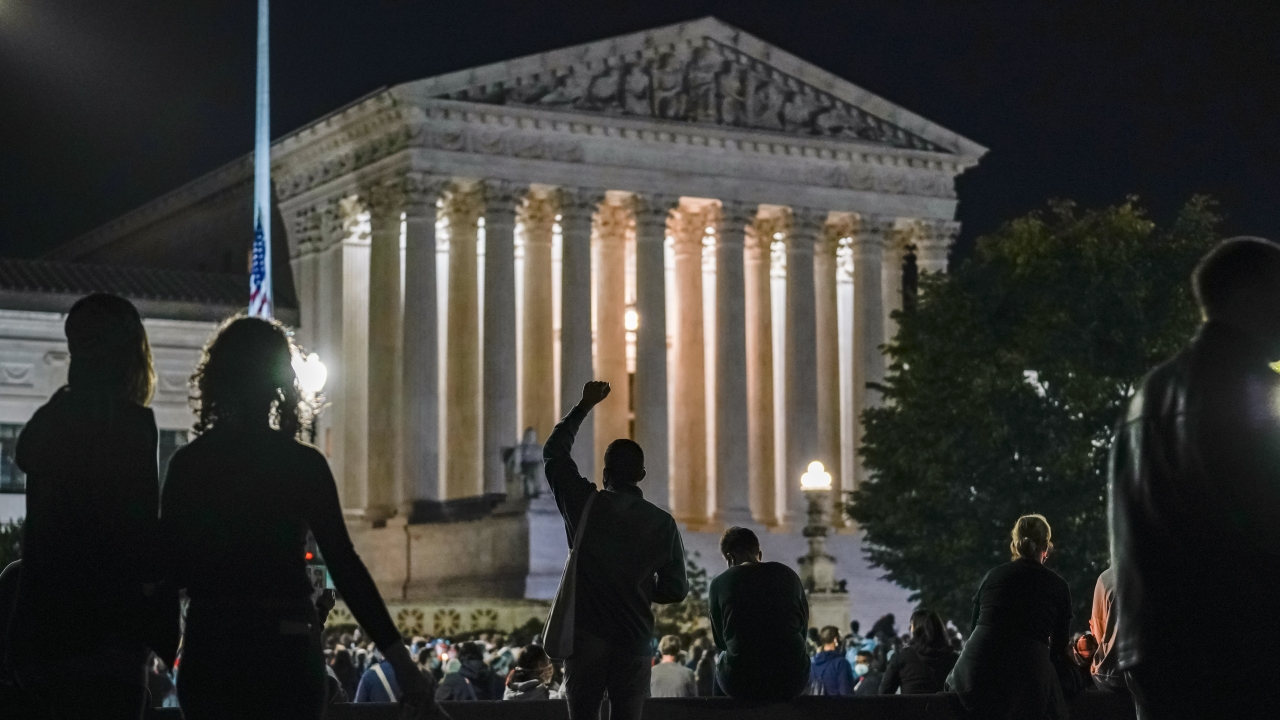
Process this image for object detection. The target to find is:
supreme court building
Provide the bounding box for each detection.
[2,18,985,634]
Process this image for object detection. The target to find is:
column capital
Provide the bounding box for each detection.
[481,179,525,215]
[720,199,759,231]
[632,192,682,236]
[557,187,607,223]
[360,179,406,218]
[403,172,450,212]
[595,201,631,241]
[446,182,485,226]
[520,194,557,242]
[791,207,830,240]
[850,214,896,251]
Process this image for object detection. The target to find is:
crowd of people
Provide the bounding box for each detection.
[3,236,1280,720]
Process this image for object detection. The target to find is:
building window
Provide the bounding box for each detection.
[159,429,189,485]
[0,424,25,493]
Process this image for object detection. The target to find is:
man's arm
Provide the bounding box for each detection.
[709,579,727,652]
[544,381,611,540]
[652,524,689,604]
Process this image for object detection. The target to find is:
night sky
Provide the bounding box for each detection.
[1,1,1276,260]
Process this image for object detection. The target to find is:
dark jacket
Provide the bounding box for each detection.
[8,388,175,684]
[1110,322,1280,671]
[355,660,400,702]
[709,561,810,701]
[945,558,1072,720]
[808,650,855,696]
[543,405,688,655]
[436,659,504,701]
[880,645,958,694]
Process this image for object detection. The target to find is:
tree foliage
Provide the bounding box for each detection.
[848,198,1219,631]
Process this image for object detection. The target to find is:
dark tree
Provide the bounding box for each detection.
[848,198,1219,631]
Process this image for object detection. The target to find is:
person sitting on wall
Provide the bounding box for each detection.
[708,526,810,701]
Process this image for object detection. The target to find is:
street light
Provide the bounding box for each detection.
[294,352,328,396]
[798,459,842,596]
[624,306,639,332]
[293,352,328,444]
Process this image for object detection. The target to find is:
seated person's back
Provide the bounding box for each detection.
[709,527,809,701]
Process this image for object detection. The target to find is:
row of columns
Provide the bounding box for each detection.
[327,173,951,531]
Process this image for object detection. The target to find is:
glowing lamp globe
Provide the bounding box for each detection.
[800,461,832,492]
[294,352,328,395]
[624,306,639,332]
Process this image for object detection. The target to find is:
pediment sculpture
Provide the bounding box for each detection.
[440,38,948,153]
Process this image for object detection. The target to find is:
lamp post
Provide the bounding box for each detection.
[293,351,328,445]
[798,460,850,630]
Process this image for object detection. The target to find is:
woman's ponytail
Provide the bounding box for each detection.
[1010,514,1053,561]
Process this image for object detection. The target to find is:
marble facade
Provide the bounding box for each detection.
[14,17,985,629]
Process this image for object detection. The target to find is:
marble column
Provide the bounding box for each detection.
[483,180,521,497]
[401,174,446,512]
[337,195,370,513]
[671,202,708,525]
[744,215,776,526]
[594,201,631,473]
[445,183,484,499]
[916,220,958,277]
[814,222,844,528]
[521,195,557,443]
[632,193,679,512]
[715,200,754,525]
[851,217,888,491]
[366,183,403,524]
[785,208,824,529]
[882,225,907,347]
[559,188,604,480]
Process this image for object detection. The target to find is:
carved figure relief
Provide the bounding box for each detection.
[443,38,945,152]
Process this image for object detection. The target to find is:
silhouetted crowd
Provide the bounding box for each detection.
[5,236,1280,720]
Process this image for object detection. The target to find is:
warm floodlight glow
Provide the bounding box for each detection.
[294,352,328,395]
[801,460,832,491]
[624,306,639,332]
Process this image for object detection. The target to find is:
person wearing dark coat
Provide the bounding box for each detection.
[7,294,176,720]
[709,526,810,702]
[160,318,433,720]
[543,381,689,720]
[881,609,959,694]
[1110,238,1280,719]
[435,643,504,701]
[945,514,1072,720]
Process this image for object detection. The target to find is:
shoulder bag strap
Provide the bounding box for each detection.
[371,663,398,701]
[571,492,598,550]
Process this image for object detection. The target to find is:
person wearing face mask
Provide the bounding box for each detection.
[851,651,872,685]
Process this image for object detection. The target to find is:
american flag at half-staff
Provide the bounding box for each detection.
[249,0,273,319]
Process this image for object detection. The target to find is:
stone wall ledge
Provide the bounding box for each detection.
[148,690,1135,719]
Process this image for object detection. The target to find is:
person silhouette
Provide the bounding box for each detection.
[543,380,688,720]
[1111,237,1280,718]
[160,317,436,719]
[9,293,175,719]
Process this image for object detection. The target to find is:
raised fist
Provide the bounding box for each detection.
[579,381,611,408]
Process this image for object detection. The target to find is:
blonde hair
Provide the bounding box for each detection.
[1010,514,1053,561]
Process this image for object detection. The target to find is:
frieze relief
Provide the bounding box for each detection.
[444,38,947,153]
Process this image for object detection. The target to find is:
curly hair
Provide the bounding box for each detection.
[189,316,306,439]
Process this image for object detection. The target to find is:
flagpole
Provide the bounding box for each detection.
[250,0,274,319]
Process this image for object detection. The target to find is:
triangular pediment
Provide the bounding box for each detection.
[403,17,985,158]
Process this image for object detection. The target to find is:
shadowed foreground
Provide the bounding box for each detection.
[142,691,1134,719]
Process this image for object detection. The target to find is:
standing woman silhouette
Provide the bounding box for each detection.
[162,317,434,719]
[9,293,175,719]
